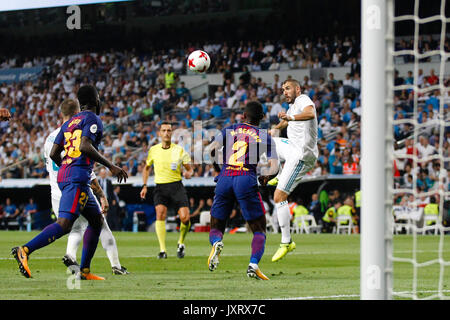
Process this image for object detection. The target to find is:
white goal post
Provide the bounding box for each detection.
[361,0,393,300]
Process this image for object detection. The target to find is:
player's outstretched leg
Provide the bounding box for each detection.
[272,191,296,262]
[78,221,104,280]
[208,216,226,271]
[208,229,224,272]
[11,246,31,278]
[100,218,129,275]
[63,217,85,272]
[268,138,288,186]
[12,220,69,278]
[246,216,269,280]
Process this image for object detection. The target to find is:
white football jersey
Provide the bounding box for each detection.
[44,127,96,199]
[286,94,319,160]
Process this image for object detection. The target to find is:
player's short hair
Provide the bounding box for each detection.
[60,99,79,117]
[244,101,264,124]
[282,79,301,88]
[159,121,173,129]
[77,85,98,107]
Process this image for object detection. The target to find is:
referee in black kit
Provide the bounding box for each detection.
[140,121,194,259]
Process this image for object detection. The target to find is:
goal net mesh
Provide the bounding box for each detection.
[389,0,450,300]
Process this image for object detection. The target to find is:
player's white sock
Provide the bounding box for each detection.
[66,227,83,262]
[249,262,259,269]
[100,219,121,269]
[275,200,291,244]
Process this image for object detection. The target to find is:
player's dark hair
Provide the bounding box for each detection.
[282,79,300,88]
[60,99,79,117]
[77,85,99,110]
[159,121,172,129]
[244,101,264,125]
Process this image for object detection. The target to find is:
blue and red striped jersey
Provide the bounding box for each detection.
[217,123,277,177]
[54,110,103,184]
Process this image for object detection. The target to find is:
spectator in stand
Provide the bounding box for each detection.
[427,69,439,86]
[272,73,282,92]
[23,198,38,230]
[335,132,347,150]
[349,57,360,77]
[175,96,189,111]
[1,197,21,230]
[239,66,251,86]
[329,149,343,174]
[417,135,436,159]
[343,73,353,96]
[188,197,202,225]
[322,200,341,233]
[0,38,447,185]
[176,81,190,101]
[309,193,322,225]
[343,153,359,175]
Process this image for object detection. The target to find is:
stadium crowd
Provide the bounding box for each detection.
[0,35,448,232]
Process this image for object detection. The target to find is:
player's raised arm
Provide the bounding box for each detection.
[279,105,315,121]
[210,142,222,173]
[208,131,224,173]
[79,136,128,183]
[258,133,279,186]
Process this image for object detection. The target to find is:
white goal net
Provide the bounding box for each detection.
[389,0,450,300]
[361,0,449,300]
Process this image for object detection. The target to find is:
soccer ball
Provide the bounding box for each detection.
[187,50,210,74]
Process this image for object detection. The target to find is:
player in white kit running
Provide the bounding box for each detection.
[269,79,318,262]
[44,99,129,275]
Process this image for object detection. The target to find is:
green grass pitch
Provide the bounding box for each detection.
[0,231,448,300]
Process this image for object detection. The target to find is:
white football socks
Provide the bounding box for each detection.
[66,223,83,262]
[275,200,292,244]
[65,217,121,269]
[100,220,121,269]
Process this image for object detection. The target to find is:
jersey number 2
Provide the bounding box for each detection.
[64,130,82,159]
[228,141,248,167]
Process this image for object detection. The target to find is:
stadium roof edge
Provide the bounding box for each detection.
[0,0,131,12]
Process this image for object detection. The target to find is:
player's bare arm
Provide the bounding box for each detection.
[49,143,65,167]
[140,164,151,199]
[208,140,222,173]
[270,119,288,136]
[182,163,194,179]
[79,136,128,183]
[90,178,109,215]
[279,105,315,121]
[258,158,279,186]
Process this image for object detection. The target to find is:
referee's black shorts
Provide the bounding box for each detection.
[153,181,189,210]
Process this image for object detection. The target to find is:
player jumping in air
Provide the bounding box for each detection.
[11,85,128,280]
[269,79,318,262]
[207,101,279,280]
[44,98,129,275]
